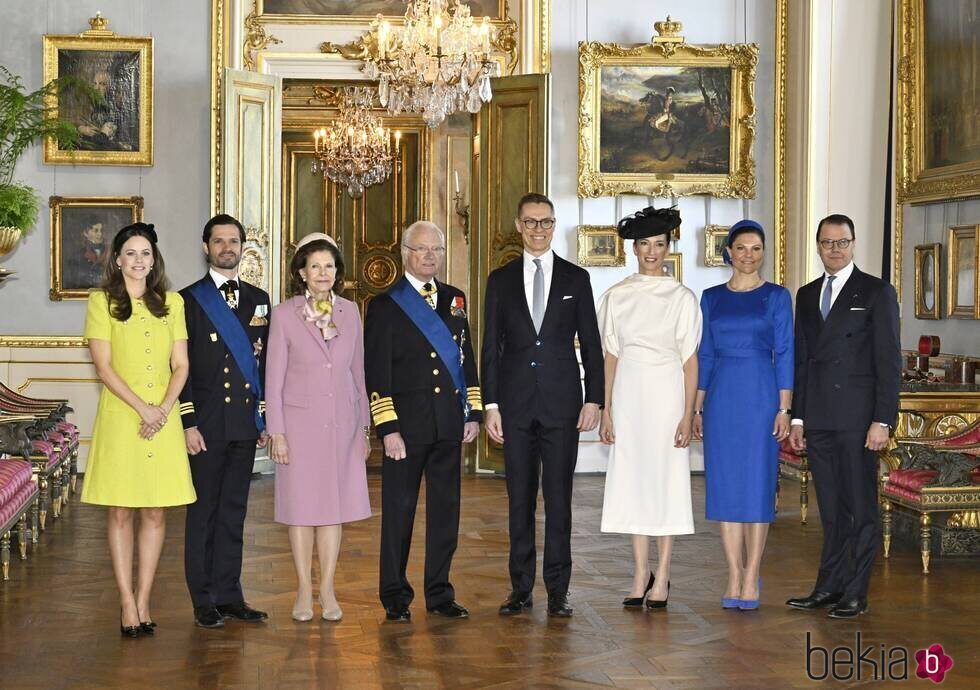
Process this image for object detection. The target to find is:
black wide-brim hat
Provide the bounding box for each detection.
[617,206,681,240]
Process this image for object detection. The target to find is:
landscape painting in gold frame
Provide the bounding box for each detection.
[578,18,758,199]
[663,252,683,283]
[913,243,941,320]
[576,225,624,267]
[704,224,730,267]
[946,225,979,319]
[897,0,980,203]
[42,15,153,166]
[49,196,144,301]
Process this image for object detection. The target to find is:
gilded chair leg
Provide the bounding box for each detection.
[800,464,809,525]
[18,513,28,560]
[51,470,61,519]
[70,449,78,493]
[31,498,39,545]
[920,513,932,574]
[60,466,70,511]
[1,531,10,581]
[39,476,49,532]
[881,499,892,558]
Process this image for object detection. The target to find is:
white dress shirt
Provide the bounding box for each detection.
[210,268,240,302]
[790,261,856,428]
[404,272,437,309]
[523,249,554,313]
[819,260,855,311]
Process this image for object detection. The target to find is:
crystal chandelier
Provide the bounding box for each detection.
[311,87,401,199]
[363,0,500,128]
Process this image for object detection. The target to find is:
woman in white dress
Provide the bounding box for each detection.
[598,207,702,609]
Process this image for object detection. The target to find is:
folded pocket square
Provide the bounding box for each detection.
[849,307,867,311]
[563,295,574,300]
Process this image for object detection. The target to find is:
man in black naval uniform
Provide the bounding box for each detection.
[364,220,483,622]
[179,214,271,628]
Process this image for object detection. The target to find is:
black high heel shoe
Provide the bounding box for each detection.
[623,573,655,607]
[645,580,670,610]
[120,610,141,638]
[139,620,157,635]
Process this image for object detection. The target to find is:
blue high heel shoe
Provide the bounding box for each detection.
[738,578,761,611]
[721,596,740,609]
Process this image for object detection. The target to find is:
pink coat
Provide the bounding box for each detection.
[265,294,371,526]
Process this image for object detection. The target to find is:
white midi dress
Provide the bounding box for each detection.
[598,273,702,536]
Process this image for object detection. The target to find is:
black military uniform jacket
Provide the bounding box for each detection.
[178,274,271,441]
[364,277,482,445]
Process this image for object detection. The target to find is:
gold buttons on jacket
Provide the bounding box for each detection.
[244,383,251,389]
[224,382,231,389]
[146,365,152,371]
[433,369,439,376]
[144,331,151,337]
[430,352,437,358]
[245,397,251,404]
[223,367,229,374]
[145,348,151,354]
[434,387,441,393]
[224,396,231,403]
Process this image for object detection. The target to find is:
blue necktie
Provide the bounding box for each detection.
[820,275,836,320]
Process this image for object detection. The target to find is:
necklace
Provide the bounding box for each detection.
[727,278,764,292]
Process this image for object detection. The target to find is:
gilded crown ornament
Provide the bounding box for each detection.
[363,0,499,128]
[81,12,114,37]
[653,15,684,43]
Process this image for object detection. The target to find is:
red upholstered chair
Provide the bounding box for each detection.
[777,438,809,524]
[881,423,980,574]
[0,460,39,580]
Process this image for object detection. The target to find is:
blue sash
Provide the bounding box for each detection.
[389,279,469,419]
[188,281,265,432]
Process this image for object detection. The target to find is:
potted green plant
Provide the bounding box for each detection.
[0,65,88,260]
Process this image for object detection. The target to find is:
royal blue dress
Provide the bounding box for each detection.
[698,282,794,522]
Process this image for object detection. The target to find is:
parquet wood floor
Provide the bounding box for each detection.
[1,473,977,689]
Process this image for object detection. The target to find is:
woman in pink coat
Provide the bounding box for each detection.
[265,233,371,623]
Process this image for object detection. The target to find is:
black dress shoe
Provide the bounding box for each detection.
[139,620,156,635]
[120,610,141,638]
[385,605,411,622]
[216,602,268,622]
[645,580,670,610]
[547,593,573,618]
[786,591,843,610]
[827,598,868,619]
[427,601,469,618]
[623,573,655,608]
[194,605,226,629]
[499,591,533,616]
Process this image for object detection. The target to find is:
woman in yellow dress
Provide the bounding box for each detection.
[82,222,196,637]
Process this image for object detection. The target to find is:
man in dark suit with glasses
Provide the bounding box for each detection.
[482,193,604,618]
[786,213,901,619]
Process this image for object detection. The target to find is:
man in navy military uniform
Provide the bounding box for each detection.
[179,214,271,628]
[364,220,482,622]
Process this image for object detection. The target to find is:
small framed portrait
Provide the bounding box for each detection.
[914,243,942,320]
[704,224,730,267]
[50,196,144,300]
[946,225,979,319]
[663,253,683,283]
[42,14,153,166]
[576,225,625,267]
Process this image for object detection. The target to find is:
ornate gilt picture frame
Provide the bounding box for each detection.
[42,14,153,166]
[577,18,757,198]
[914,243,941,320]
[897,0,980,203]
[576,225,624,267]
[946,225,979,319]
[704,224,730,267]
[257,0,507,22]
[49,196,144,301]
[663,252,683,283]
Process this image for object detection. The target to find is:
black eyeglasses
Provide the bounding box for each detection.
[819,238,853,250]
[519,218,556,230]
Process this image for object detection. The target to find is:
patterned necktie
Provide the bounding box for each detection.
[221,280,238,310]
[420,282,437,310]
[532,258,544,333]
[820,274,836,320]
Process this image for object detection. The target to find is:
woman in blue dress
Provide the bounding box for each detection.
[692,220,793,611]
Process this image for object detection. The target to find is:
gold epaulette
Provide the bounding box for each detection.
[466,386,483,411]
[370,392,398,425]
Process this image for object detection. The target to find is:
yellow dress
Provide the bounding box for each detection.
[81,290,197,507]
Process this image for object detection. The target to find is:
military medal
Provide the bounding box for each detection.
[253,337,264,359]
[250,303,269,326]
[450,295,466,319]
